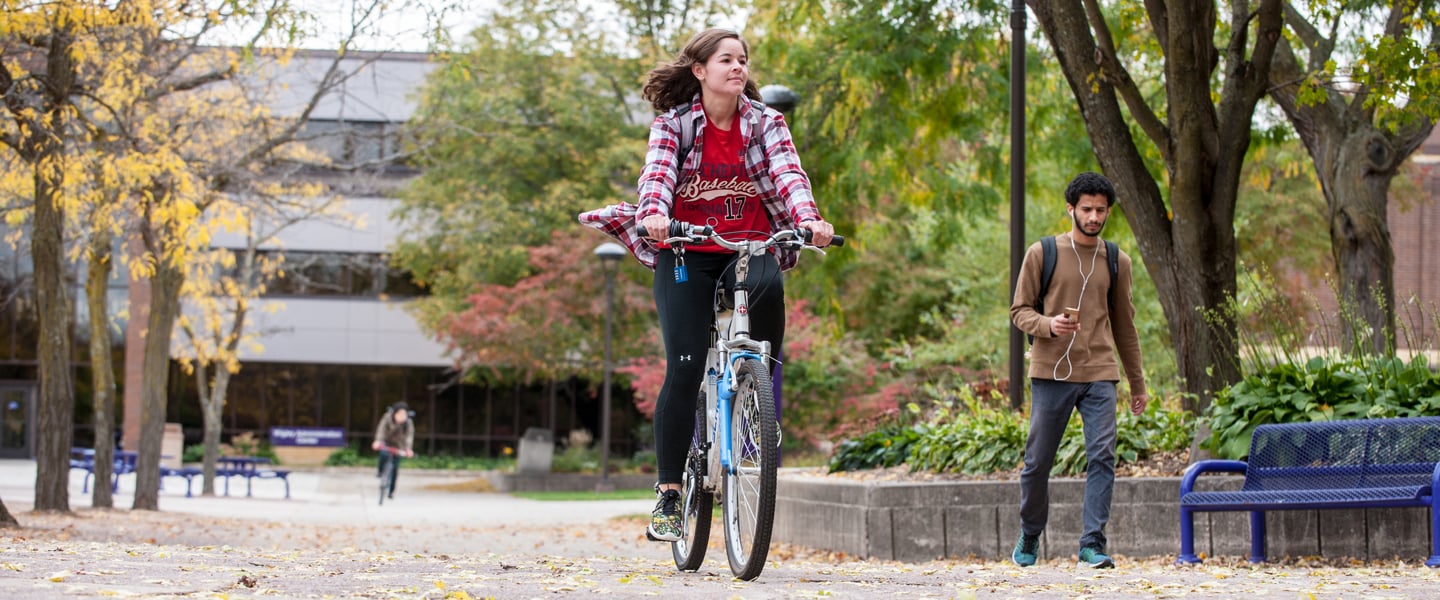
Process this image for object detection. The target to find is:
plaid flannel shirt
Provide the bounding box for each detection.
[579,94,821,271]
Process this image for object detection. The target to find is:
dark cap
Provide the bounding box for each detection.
[392,402,409,411]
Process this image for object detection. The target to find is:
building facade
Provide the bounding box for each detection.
[0,49,640,461]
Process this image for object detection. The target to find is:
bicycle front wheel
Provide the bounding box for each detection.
[722,357,778,581]
[671,390,712,570]
[378,454,394,506]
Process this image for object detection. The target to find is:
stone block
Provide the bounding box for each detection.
[1265,510,1320,560]
[891,505,947,562]
[1368,507,1430,560]
[1319,508,1368,560]
[944,506,998,560]
[773,495,868,557]
[1107,502,1177,558]
[1114,477,1180,504]
[866,507,894,560]
[1206,511,1253,560]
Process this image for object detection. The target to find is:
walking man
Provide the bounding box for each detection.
[1009,172,1148,568]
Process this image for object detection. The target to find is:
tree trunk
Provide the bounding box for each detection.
[196,361,220,496]
[1028,0,1279,420]
[0,496,18,528]
[132,260,183,510]
[1265,5,1435,357]
[86,230,117,509]
[32,162,74,514]
[1329,132,1401,355]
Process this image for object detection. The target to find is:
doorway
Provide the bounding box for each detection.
[0,383,35,459]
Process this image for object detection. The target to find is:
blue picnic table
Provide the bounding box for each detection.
[69,448,138,493]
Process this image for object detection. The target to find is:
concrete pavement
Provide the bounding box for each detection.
[0,458,646,529]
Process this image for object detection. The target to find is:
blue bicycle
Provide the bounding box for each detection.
[644,221,842,580]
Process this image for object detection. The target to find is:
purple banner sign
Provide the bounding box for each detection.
[270,427,346,447]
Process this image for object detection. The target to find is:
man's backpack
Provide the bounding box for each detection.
[1030,236,1119,343]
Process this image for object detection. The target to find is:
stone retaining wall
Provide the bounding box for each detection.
[490,472,655,493]
[773,472,1432,563]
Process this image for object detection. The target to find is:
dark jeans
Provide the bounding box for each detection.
[378,450,403,496]
[652,249,784,484]
[1019,379,1118,551]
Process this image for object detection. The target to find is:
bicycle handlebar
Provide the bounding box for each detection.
[638,221,846,249]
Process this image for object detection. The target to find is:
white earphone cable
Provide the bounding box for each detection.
[1053,235,1101,381]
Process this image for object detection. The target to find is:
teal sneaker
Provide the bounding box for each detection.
[1011,532,1039,567]
[1077,545,1114,569]
[646,489,683,542]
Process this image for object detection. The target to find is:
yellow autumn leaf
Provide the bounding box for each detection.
[444,591,472,600]
[434,580,446,590]
[49,570,71,582]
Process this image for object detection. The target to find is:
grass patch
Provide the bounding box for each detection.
[421,478,497,493]
[511,488,655,501]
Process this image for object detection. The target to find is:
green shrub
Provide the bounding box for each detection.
[827,421,922,472]
[1205,355,1440,458]
[1053,400,1194,475]
[324,445,367,466]
[829,385,1194,477]
[181,444,205,463]
[323,444,518,470]
[907,398,1029,475]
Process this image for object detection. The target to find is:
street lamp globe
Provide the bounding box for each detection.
[594,242,626,266]
[760,84,799,114]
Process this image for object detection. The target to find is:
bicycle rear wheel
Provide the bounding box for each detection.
[722,357,777,581]
[671,392,712,570]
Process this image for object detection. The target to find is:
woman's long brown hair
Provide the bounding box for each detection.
[642,28,762,112]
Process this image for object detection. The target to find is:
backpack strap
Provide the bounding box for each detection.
[1029,236,1058,344]
[674,105,697,176]
[1105,240,1119,311]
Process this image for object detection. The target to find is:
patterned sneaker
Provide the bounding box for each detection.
[1012,532,1040,567]
[1077,545,1114,569]
[646,489,683,542]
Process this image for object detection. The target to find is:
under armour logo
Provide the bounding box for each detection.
[679,355,692,361]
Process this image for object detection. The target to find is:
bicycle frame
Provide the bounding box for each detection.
[698,236,794,492]
[654,222,839,580]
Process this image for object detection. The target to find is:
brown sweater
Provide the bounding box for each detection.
[1009,233,1147,397]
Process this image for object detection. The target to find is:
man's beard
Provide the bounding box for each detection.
[1073,213,1107,238]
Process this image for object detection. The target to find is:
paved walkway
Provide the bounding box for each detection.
[4,458,1440,598]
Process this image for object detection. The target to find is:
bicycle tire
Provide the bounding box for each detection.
[722,357,777,581]
[671,390,712,570]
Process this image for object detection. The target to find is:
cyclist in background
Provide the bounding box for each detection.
[580,28,834,543]
[372,402,415,500]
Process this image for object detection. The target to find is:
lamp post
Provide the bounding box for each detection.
[1007,0,1028,409]
[594,242,626,492]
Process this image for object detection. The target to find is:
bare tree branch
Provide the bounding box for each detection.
[1082,0,1171,164]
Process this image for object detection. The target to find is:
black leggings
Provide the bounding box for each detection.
[653,249,784,484]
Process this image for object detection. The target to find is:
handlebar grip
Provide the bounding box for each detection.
[797,228,846,248]
[636,221,713,240]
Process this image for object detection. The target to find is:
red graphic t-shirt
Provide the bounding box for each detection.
[671,118,769,253]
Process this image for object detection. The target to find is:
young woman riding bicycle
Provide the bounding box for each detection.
[580,28,835,543]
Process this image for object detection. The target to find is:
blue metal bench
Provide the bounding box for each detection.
[1178,416,1440,567]
[70,448,137,494]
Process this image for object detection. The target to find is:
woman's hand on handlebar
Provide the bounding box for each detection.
[639,215,671,243]
[800,219,835,248]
